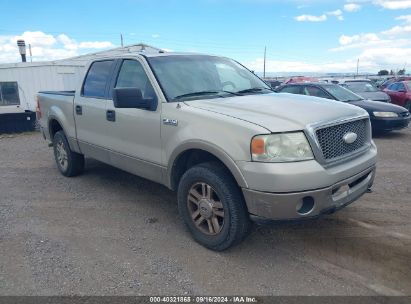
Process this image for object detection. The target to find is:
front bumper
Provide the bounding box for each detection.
[243,165,376,222]
[371,116,410,131]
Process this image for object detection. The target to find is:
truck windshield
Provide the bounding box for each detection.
[147,55,271,102]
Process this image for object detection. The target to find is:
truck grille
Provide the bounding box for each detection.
[316,119,368,161]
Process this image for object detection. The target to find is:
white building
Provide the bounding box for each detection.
[0,43,162,113]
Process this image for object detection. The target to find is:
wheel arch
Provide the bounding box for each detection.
[167,141,248,191]
[48,117,64,140]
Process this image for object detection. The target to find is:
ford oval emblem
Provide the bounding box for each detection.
[343,132,357,144]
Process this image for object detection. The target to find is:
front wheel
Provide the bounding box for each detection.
[177,162,251,251]
[53,130,84,177]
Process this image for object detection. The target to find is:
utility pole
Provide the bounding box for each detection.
[356,58,359,78]
[120,34,124,47]
[263,46,266,78]
[29,44,32,62]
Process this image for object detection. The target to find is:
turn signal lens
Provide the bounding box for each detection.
[251,138,265,155]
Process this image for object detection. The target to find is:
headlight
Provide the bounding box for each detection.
[251,132,314,162]
[373,111,398,118]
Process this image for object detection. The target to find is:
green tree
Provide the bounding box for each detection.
[378,70,389,76]
[398,69,406,75]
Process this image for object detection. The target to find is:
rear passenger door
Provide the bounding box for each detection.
[74,60,116,163]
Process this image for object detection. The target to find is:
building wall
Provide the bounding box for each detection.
[0,64,85,111]
[0,44,162,113]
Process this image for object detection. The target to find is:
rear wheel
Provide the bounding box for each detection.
[177,162,251,251]
[53,130,84,177]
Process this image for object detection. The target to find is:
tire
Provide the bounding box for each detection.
[177,162,251,251]
[52,130,84,177]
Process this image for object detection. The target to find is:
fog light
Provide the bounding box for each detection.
[296,196,315,215]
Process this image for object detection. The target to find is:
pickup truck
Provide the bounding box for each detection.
[37,52,377,251]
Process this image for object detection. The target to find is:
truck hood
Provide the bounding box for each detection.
[184,93,367,132]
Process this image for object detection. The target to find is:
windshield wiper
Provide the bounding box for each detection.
[172,90,240,101]
[236,87,273,94]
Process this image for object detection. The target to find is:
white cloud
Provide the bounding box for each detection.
[294,14,327,22]
[344,3,362,12]
[16,31,56,47]
[337,33,380,47]
[327,9,344,20]
[0,31,115,63]
[396,14,411,22]
[322,14,411,72]
[246,57,361,73]
[372,0,411,9]
[382,24,411,35]
[247,46,411,73]
[152,34,160,38]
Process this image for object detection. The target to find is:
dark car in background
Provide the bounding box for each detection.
[284,76,319,84]
[341,80,391,103]
[384,81,411,111]
[276,83,410,133]
[264,79,283,89]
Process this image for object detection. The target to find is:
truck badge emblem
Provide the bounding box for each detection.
[343,132,357,144]
[162,118,178,126]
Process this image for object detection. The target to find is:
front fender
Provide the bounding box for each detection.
[167,140,248,189]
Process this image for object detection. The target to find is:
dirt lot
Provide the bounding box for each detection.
[0,130,410,296]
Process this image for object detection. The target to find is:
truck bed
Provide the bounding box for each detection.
[37,91,77,143]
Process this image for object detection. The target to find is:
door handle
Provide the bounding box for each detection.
[106,110,116,122]
[75,105,82,115]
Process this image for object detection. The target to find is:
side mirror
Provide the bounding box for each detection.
[113,87,155,110]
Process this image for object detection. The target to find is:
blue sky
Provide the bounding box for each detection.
[1,0,411,74]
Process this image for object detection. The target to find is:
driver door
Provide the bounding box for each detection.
[103,58,163,183]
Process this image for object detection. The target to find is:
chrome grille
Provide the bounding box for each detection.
[316,119,368,160]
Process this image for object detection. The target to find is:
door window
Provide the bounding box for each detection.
[115,60,156,99]
[82,60,114,98]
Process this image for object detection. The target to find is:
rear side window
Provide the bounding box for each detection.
[279,86,301,94]
[388,83,399,91]
[397,83,406,92]
[83,60,114,98]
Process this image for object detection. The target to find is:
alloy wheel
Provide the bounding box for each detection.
[187,182,225,235]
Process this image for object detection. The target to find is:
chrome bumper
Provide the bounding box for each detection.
[243,165,376,222]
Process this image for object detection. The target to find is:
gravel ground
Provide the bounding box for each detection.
[0,130,410,296]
